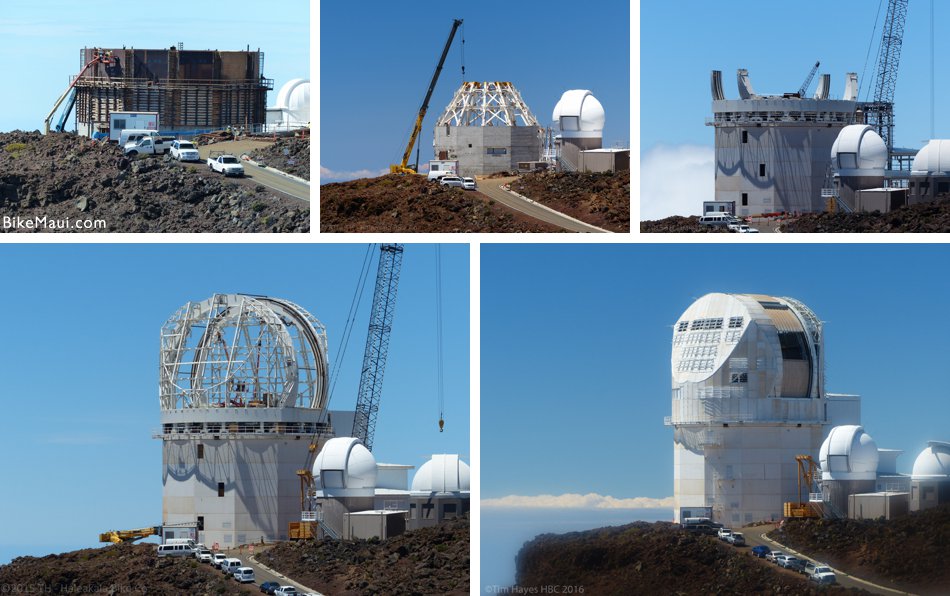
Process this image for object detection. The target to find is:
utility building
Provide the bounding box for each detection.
[156,294,344,548]
[667,293,860,525]
[434,81,542,176]
[708,69,858,215]
[74,46,273,137]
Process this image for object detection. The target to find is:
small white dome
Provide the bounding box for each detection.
[411,454,470,493]
[312,437,377,494]
[911,441,950,480]
[912,140,950,175]
[552,90,604,138]
[830,125,887,172]
[820,425,879,481]
[272,78,310,126]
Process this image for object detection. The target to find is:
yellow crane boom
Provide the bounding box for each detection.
[98,526,161,544]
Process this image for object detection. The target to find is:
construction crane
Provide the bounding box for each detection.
[44,49,114,134]
[798,60,820,97]
[864,0,910,163]
[390,19,463,175]
[99,526,161,544]
[290,244,404,541]
[783,455,822,519]
[351,244,404,451]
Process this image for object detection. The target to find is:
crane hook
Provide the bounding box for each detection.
[439,418,444,432]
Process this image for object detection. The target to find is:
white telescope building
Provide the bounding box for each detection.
[667,293,860,525]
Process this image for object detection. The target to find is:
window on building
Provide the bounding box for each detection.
[677,321,689,332]
[728,316,743,329]
[197,444,204,459]
[197,516,204,531]
[742,130,748,143]
[486,148,507,155]
[422,504,435,519]
[759,163,766,177]
[218,482,225,497]
[730,372,748,383]
[741,193,748,206]
[939,182,950,194]
[443,503,458,520]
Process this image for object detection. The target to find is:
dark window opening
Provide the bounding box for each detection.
[218,482,225,497]
[759,163,766,177]
[779,332,807,360]
[939,182,950,194]
[197,444,204,459]
[741,193,748,206]
[443,503,458,519]
[742,130,748,143]
[197,516,204,531]
[730,372,748,383]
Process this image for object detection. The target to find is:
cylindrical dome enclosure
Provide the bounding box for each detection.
[552,89,605,139]
[819,425,879,481]
[411,454,471,494]
[912,140,950,175]
[160,294,328,411]
[312,437,378,496]
[831,125,887,173]
[912,441,950,480]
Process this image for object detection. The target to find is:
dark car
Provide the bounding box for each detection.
[751,545,770,558]
[260,582,281,595]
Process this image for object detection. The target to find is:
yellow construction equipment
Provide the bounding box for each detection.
[390,19,463,175]
[98,526,161,544]
[783,454,822,518]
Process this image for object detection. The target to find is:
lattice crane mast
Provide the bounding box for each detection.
[865,0,910,163]
[351,244,404,451]
[798,61,820,97]
[390,19,463,175]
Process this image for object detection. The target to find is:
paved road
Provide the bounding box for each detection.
[194,142,310,203]
[475,176,608,233]
[741,525,911,595]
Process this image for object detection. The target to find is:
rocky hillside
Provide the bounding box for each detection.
[0,543,256,595]
[640,215,729,232]
[781,200,950,232]
[515,522,861,595]
[0,131,308,233]
[249,137,310,180]
[509,170,630,232]
[320,174,561,232]
[770,504,950,594]
[258,516,469,595]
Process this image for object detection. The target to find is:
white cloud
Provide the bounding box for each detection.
[320,166,389,183]
[640,144,715,221]
[482,493,674,509]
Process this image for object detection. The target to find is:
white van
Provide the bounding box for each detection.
[156,543,195,558]
[220,558,242,575]
[698,213,736,226]
[232,567,255,583]
[118,129,161,147]
[163,538,196,549]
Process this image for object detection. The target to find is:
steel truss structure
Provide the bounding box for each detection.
[436,81,539,127]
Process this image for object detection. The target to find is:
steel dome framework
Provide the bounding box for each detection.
[160,294,328,412]
[436,81,539,128]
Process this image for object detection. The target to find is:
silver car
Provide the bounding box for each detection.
[462,177,476,190]
[439,176,464,188]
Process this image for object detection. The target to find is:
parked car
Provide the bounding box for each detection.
[212,553,228,568]
[462,177,476,190]
[439,175,464,188]
[259,582,281,594]
[717,528,733,541]
[232,567,255,583]
[751,545,771,558]
[781,556,805,572]
[726,532,745,546]
[195,550,213,563]
[156,543,194,557]
[809,565,837,585]
[765,550,784,563]
[220,558,242,575]
[274,587,299,596]
[170,140,200,162]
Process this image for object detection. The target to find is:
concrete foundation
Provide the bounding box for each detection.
[434,126,541,176]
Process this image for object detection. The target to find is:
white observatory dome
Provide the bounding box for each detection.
[830,125,887,172]
[267,78,310,130]
[312,437,378,495]
[911,441,950,480]
[912,140,950,175]
[819,425,879,481]
[411,454,470,494]
[670,293,822,400]
[552,90,605,138]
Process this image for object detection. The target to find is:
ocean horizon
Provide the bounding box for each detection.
[480,507,672,591]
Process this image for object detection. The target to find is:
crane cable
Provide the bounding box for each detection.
[436,246,445,432]
[859,0,885,102]
[328,244,376,405]
[460,21,465,82]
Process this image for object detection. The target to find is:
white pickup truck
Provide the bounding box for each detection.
[207,152,244,177]
[124,136,172,156]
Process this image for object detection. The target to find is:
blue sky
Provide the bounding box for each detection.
[640,0,947,219]
[319,0,630,182]
[481,243,950,504]
[0,0,309,132]
[0,243,469,564]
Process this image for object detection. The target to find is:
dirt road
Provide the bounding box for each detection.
[475,176,608,233]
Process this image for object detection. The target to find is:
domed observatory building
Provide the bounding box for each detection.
[829,125,897,212]
[266,78,310,132]
[157,294,333,547]
[910,441,950,511]
[909,140,950,204]
[667,293,860,524]
[708,69,858,215]
[409,454,471,529]
[819,425,879,515]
